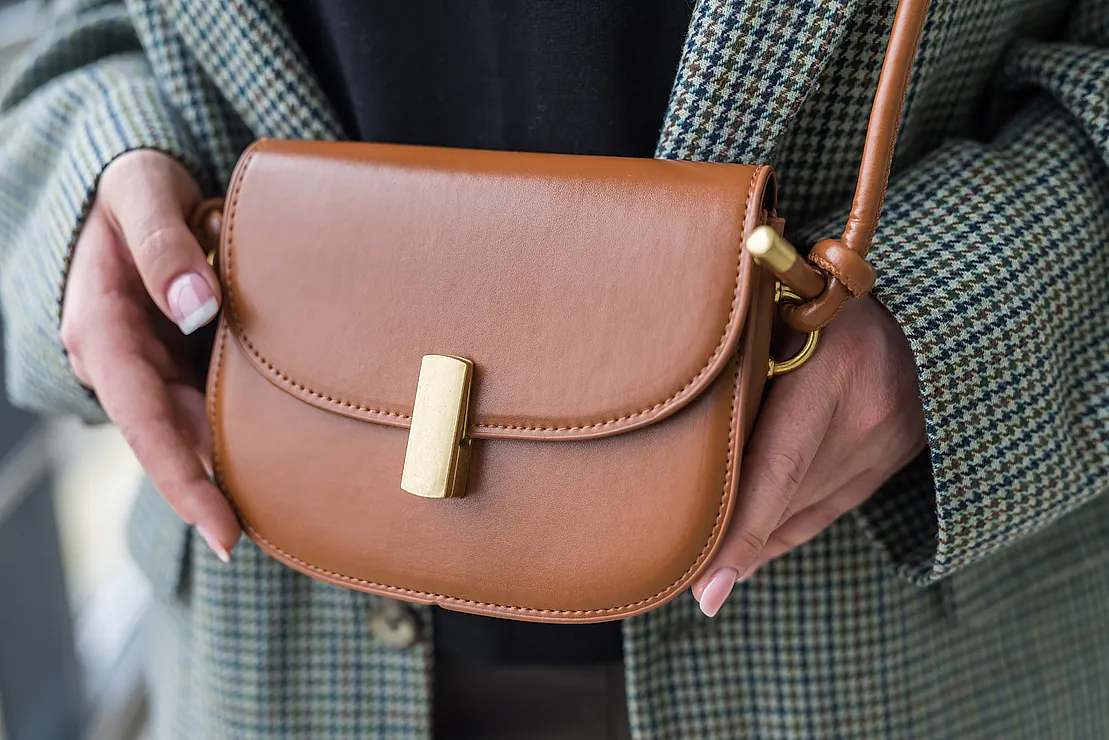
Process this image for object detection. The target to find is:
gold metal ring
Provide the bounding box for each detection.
[767,284,820,378]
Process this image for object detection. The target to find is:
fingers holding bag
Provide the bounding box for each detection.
[60,149,238,562]
[693,296,927,617]
[97,150,222,334]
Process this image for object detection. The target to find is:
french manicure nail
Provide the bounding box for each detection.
[197,525,231,564]
[699,567,738,618]
[168,273,218,335]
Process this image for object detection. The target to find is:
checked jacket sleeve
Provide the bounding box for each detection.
[802,2,1109,583]
[0,0,206,421]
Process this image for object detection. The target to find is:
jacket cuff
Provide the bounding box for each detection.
[0,56,207,420]
[796,97,1109,584]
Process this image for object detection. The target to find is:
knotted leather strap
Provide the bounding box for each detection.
[781,0,931,333]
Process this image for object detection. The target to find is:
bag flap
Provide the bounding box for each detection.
[218,139,773,441]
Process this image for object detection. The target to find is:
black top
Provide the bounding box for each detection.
[277,0,692,665]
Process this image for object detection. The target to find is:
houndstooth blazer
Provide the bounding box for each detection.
[2,0,1109,737]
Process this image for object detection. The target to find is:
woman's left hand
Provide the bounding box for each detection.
[692,295,927,617]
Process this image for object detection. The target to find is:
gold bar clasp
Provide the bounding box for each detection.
[400,355,474,499]
[745,225,826,301]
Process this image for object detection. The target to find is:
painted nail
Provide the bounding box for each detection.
[167,273,218,335]
[699,567,738,618]
[197,525,231,564]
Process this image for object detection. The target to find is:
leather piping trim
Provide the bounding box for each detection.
[219,139,773,442]
[208,307,747,621]
[809,252,867,297]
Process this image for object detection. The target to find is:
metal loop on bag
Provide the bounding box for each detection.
[768,284,820,378]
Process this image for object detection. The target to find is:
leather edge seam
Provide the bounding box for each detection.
[220,147,764,439]
[209,142,750,618]
[219,348,743,620]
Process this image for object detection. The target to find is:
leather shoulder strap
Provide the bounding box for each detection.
[843,0,932,257]
[783,0,931,332]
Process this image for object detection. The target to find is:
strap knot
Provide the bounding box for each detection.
[807,239,876,298]
[777,242,877,333]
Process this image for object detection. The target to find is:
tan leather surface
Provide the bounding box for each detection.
[208,140,777,622]
[784,0,930,332]
[189,197,224,257]
[221,140,772,441]
[840,0,932,257]
[807,239,876,298]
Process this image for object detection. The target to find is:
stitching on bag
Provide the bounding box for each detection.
[810,252,865,297]
[219,356,742,617]
[222,143,762,432]
[211,141,745,617]
[222,148,411,418]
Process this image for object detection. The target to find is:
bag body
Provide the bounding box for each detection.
[203,0,931,623]
[208,140,779,622]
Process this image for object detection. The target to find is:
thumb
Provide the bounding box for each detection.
[100,150,221,335]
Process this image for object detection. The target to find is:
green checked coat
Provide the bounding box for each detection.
[3,0,1109,737]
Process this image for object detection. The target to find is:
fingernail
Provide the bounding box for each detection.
[197,525,231,564]
[168,273,218,335]
[699,568,738,618]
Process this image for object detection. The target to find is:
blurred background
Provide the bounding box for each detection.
[1,2,151,739]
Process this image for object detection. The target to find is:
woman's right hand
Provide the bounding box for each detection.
[61,150,240,562]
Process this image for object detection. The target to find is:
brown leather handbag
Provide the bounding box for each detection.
[192,0,929,623]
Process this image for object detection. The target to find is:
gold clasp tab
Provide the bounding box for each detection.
[400,355,474,499]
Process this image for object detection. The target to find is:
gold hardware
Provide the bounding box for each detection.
[768,284,820,378]
[400,355,474,499]
[746,225,799,274]
[747,225,827,301]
